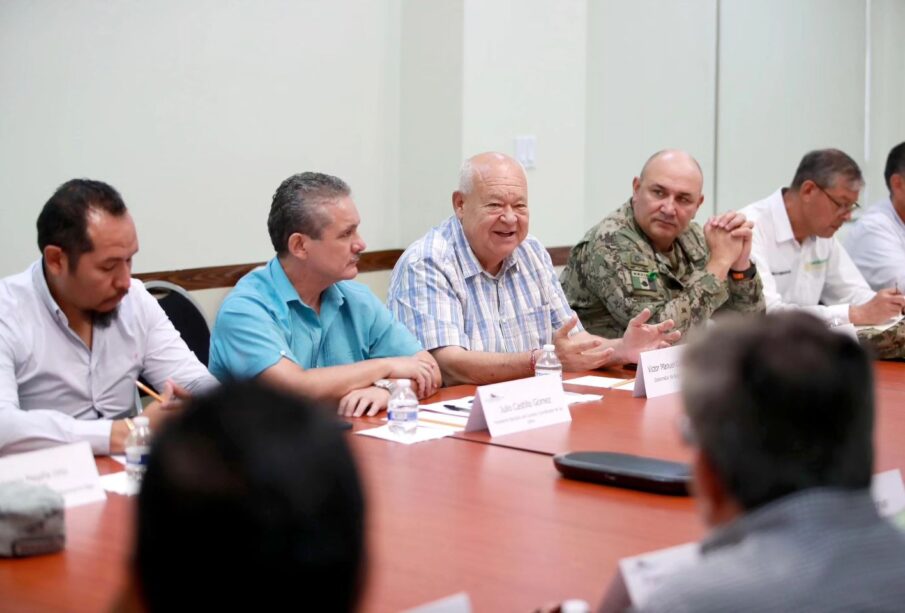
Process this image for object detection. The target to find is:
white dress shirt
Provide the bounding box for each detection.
[843,197,905,292]
[0,260,217,456]
[742,189,876,325]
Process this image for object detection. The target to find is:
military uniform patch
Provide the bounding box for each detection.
[631,270,655,291]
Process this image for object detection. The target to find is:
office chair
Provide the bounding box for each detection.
[142,280,211,366]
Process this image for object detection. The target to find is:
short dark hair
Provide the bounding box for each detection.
[790,148,863,191]
[884,141,905,192]
[682,312,874,511]
[135,382,365,612]
[36,179,127,270]
[267,172,350,255]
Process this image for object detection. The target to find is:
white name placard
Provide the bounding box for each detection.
[465,375,571,437]
[0,441,106,508]
[872,468,905,517]
[617,542,700,608]
[633,345,684,398]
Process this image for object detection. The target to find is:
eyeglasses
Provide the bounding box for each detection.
[815,184,860,213]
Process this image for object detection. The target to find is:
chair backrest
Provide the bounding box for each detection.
[143,280,210,366]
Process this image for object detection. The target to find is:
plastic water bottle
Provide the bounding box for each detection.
[534,344,563,382]
[560,599,591,613]
[125,416,152,485]
[387,379,418,436]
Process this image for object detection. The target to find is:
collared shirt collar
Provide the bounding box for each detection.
[448,216,519,280]
[268,256,345,312]
[31,259,70,327]
[769,187,797,244]
[701,487,876,555]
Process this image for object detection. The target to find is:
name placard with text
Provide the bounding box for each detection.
[465,376,571,437]
[633,345,685,398]
[0,441,106,507]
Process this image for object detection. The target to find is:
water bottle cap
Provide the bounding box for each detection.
[543,344,555,352]
[560,599,591,613]
[395,379,411,387]
[133,416,150,427]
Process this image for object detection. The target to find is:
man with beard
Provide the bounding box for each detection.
[0,179,217,456]
[209,172,440,417]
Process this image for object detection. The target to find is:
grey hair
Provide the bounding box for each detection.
[268,172,350,255]
[457,153,527,195]
[458,158,476,194]
[790,149,863,191]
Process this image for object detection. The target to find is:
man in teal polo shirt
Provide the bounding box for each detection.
[210,172,440,417]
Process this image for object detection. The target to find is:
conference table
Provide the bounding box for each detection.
[2,362,905,612]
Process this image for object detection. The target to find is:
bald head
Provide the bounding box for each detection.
[631,149,706,252]
[639,149,704,185]
[458,152,527,195]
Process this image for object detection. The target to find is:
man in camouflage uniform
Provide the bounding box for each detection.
[561,149,765,338]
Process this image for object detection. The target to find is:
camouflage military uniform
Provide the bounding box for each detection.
[858,324,905,360]
[560,200,765,338]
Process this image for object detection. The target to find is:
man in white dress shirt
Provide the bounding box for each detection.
[844,142,905,291]
[0,179,217,456]
[741,149,905,358]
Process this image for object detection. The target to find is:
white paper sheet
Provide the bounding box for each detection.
[356,424,456,444]
[564,391,604,404]
[100,471,139,496]
[855,314,903,333]
[566,375,635,389]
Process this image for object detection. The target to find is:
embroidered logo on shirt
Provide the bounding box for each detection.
[803,258,828,272]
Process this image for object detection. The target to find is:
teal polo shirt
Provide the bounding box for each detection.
[209,257,423,381]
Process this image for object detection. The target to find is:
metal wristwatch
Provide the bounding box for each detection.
[373,379,394,391]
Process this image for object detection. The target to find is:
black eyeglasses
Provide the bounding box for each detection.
[816,184,860,213]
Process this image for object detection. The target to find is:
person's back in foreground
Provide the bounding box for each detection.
[126,381,365,612]
[638,312,905,613]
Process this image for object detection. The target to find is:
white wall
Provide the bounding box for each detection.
[865,0,905,207]
[398,0,464,245]
[715,0,866,211]
[585,0,717,224]
[0,0,402,277]
[461,0,588,247]
[1,0,903,290]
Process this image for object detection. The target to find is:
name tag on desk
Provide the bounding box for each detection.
[872,469,905,517]
[633,345,684,398]
[465,376,571,437]
[0,441,106,508]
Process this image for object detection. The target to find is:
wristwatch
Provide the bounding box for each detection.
[729,262,757,281]
[373,379,394,391]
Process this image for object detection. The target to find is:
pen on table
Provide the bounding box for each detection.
[611,378,636,389]
[442,404,471,412]
[135,380,164,403]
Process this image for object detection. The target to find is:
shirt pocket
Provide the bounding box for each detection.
[500,302,553,351]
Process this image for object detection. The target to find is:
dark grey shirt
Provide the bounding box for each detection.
[640,488,905,612]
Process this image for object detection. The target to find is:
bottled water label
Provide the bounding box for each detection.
[126,444,150,485]
[534,365,563,380]
[126,445,150,467]
[388,403,418,436]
